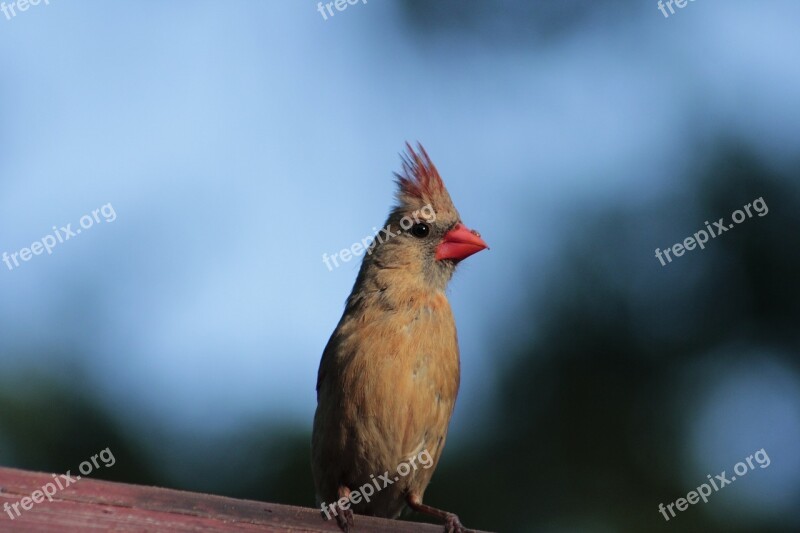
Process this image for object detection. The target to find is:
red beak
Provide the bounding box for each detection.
[435,223,488,262]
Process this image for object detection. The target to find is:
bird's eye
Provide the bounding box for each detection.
[410,223,430,238]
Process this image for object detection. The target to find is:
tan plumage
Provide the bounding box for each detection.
[312,144,487,532]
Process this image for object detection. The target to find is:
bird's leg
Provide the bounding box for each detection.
[406,493,470,533]
[334,485,354,532]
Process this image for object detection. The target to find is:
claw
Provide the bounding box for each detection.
[334,508,354,532]
[444,513,466,533]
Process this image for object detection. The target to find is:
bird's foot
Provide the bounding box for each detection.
[405,493,472,533]
[334,508,354,532]
[443,512,466,533]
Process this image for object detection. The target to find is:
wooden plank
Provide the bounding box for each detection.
[0,467,488,532]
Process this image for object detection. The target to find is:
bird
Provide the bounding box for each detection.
[312,143,488,533]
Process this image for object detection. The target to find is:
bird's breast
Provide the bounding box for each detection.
[312,288,462,517]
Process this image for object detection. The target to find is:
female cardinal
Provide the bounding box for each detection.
[312,144,487,533]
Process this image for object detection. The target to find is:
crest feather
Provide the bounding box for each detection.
[393,143,457,220]
[394,142,445,201]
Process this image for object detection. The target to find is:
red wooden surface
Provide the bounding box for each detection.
[0,467,487,532]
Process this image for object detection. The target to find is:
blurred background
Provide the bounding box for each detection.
[1,1,799,531]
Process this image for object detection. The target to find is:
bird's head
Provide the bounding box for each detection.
[363,143,488,290]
